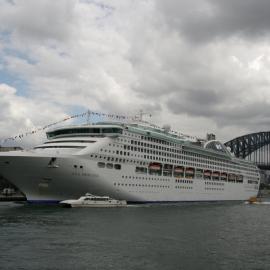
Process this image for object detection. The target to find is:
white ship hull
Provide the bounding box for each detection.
[0,151,259,203]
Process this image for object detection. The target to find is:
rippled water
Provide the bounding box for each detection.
[0,201,270,270]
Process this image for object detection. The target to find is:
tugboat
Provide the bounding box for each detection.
[245,196,270,205]
[59,193,127,208]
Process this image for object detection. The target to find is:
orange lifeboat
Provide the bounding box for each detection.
[204,170,211,177]
[186,168,195,174]
[149,163,161,170]
[174,166,184,173]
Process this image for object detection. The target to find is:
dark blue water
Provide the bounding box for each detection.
[0,202,270,270]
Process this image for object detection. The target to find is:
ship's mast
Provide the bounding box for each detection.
[86,110,91,124]
[137,110,151,122]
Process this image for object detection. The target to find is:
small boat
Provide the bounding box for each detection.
[59,193,127,208]
[245,196,270,205]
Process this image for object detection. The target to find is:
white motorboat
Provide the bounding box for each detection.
[244,196,270,205]
[59,193,127,208]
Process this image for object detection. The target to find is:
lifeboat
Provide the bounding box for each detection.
[174,166,184,173]
[212,171,220,177]
[185,168,195,174]
[149,163,161,170]
[204,170,212,177]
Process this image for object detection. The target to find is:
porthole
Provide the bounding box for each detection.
[106,163,113,169]
[97,162,105,168]
[114,164,121,170]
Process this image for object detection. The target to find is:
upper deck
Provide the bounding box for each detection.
[45,121,236,160]
[46,124,123,139]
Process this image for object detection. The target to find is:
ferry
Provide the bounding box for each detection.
[0,117,260,203]
[60,193,127,208]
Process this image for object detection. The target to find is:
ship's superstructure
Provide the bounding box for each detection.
[0,120,260,203]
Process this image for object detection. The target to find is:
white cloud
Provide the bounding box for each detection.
[0,83,68,147]
[1,0,270,146]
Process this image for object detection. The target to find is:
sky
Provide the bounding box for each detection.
[1,0,270,146]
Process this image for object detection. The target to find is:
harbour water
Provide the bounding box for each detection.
[0,201,270,270]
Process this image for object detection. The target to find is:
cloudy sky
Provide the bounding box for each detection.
[1,0,270,146]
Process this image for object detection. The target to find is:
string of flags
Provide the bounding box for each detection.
[1,109,199,144]
[0,110,140,144]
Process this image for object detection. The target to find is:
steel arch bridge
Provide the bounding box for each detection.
[225,131,270,170]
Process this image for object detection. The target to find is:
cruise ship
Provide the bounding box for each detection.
[0,119,260,203]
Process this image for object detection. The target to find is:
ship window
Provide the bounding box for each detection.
[114,164,121,170]
[102,128,123,134]
[135,167,147,174]
[97,162,105,168]
[106,163,113,169]
[47,128,101,138]
[35,146,85,149]
[44,140,96,144]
